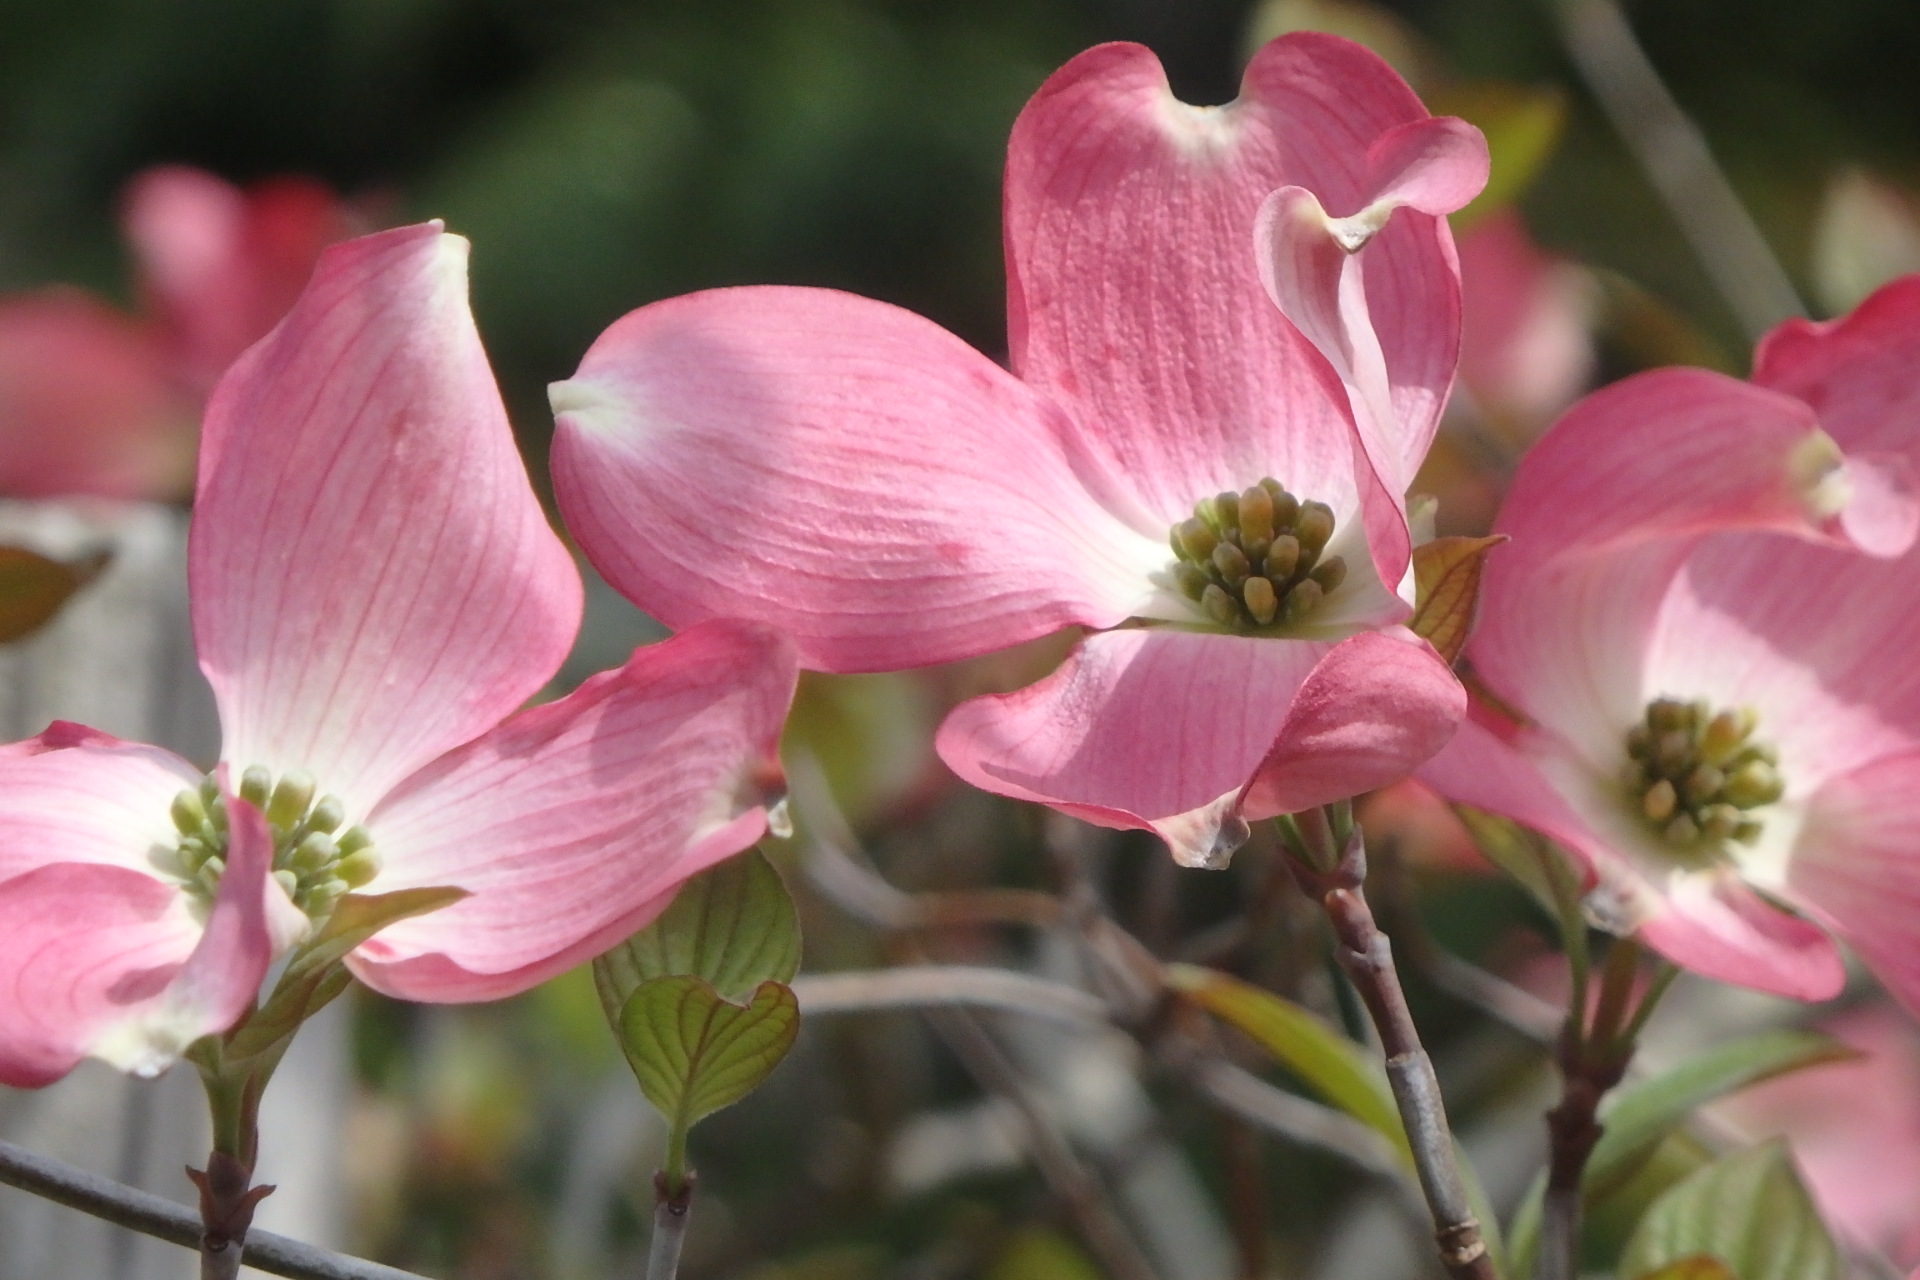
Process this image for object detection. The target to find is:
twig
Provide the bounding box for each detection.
[928,1006,1163,1280]
[646,1173,693,1280]
[791,967,1108,1027]
[1287,814,1497,1280]
[0,1140,429,1280]
[1550,0,1804,340]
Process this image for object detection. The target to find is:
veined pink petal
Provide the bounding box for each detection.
[936,628,1460,867]
[1639,870,1845,1002]
[0,723,203,883]
[348,620,798,1002]
[193,224,582,817]
[1791,751,1920,1016]
[0,865,197,1087]
[1754,274,1920,464]
[0,796,273,1086]
[1003,36,1464,539]
[1471,368,1919,758]
[1237,629,1465,817]
[123,166,352,393]
[1643,538,1920,791]
[551,286,1159,673]
[0,289,194,500]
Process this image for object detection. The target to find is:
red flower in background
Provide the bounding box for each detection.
[0,166,358,500]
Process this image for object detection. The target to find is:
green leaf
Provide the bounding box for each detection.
[1619,1140,1842,1280]
[0,546,108,643]
[1635,1257,1738,1280]
[594,847,800,1018]
[618,975,800,1132]
[1408,535,1505,664]
[1429,81,1568,231]
[1589,1030,1855,1201]
[226,886,466,1060]
[1166,963,1408,1161]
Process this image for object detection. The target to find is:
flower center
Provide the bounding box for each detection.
[155,765,381,921]
[1167,479,1345,631]
[1623,698,1783,861]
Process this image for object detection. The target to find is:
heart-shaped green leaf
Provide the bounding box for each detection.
[1409,535,1505,665]
[595,847,799,1020]
[0,546,109,643]
[618,975,799,1132]
[1619,1140,1842,1280]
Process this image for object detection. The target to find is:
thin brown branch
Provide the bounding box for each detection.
[1289,819,1498,1280]
[0,1140,428,1280]
[791,967,1108,1028]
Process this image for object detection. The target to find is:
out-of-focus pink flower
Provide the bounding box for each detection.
[1420,275,1920,1006]
[1455,209,1596,440]
[549,36,1487,867]
[0,225,797,1086]
[1714,1006,1920,1267]
[0,166,356,501]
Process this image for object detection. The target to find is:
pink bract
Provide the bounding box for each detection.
[0,166,356,502]
[0,225,798,1087]
[550,36,1487,866]
[1420,274,1920,1007]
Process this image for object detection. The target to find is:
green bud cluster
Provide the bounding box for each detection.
[154,765,381,921]
[1168,479,1345,630]
[1624,698,1783,858]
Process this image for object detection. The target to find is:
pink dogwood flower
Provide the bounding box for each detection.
[0,165,356,500]
[1420,275,1920,1005]
[0,224,797,1086]
[549,35,1488,866]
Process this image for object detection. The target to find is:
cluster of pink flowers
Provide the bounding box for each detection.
[0,30,1915,1109]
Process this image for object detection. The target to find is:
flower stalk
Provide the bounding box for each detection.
[1282,804,1497,1280]
[1538,938,1675,1280]
[646,1171,695,1280]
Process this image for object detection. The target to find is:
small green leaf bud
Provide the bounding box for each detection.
[1264,535,1300,581]
[336,850,382,889]
[172,789,208,837]
[1211,540,1251,587]
[292,831,337,874]
[1309,555,1347,594]
[1296,502,1335,556]
[1699,803,1743,842]
[307,795,346,835]
[1683,764,1725,805]
[1176,518,1218,563]
[1724,761,1784,808]
[1283,578,1324,623]
[267,771,317,828]
[1663,813,1700,845]
[1243,576,1279,625]
[1238,485,1275,547]
[1173,562,1211,601]
[239,765,272,808]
